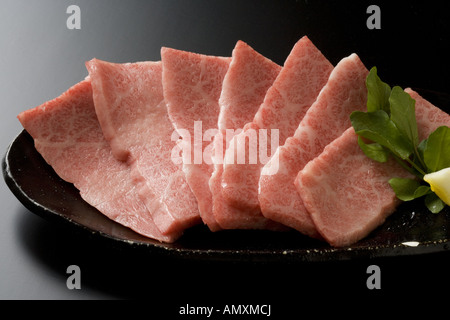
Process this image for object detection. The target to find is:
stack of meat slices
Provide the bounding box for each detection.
[17,36,450,246]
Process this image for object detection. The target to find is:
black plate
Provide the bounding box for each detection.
[4,89,450,263]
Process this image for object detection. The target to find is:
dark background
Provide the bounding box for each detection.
[1,0,450,307]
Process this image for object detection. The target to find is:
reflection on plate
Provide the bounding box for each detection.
[4,89,450,263]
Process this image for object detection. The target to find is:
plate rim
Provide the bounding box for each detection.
[4,129,450,263]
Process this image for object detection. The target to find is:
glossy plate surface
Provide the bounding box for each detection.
[4,89,450,263]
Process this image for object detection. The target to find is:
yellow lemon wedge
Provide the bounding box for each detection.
[423,167,450,206]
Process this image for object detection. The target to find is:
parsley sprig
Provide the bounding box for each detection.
[350,67,450,213]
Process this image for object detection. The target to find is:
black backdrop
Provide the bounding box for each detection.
[3,0,450,309]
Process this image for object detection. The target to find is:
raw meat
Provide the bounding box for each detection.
[86,59,201,236]
[217,36,333,229]
[217,41,282,131]
[406,88,450,139]
[161,47,231,230]
[296,127,412,246]
[209,40,282,231]
[295,89,450,247]
[17,79,178,243]
[259,53,369,238]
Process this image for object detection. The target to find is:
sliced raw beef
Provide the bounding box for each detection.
[217,36,333,229]
[217,41,282,131]
[295,89,450,247]
[17,80,177,243]
[259,54,369,238]
[406,88,450,138]
[296,127,411,246]
[86,59,201,236]
[161,47,231,230]
[209,40,282,231]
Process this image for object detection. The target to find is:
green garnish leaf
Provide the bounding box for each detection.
[350,110,413,160]
[414,185,433,198]
[416,138,427,163]
[389,86,419,149]
[423,126,450,172]
[366,67,391,113]
[357,136,390,162]
[425,193,445,213]
[351,66,450,214]
[388,178,431,201]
